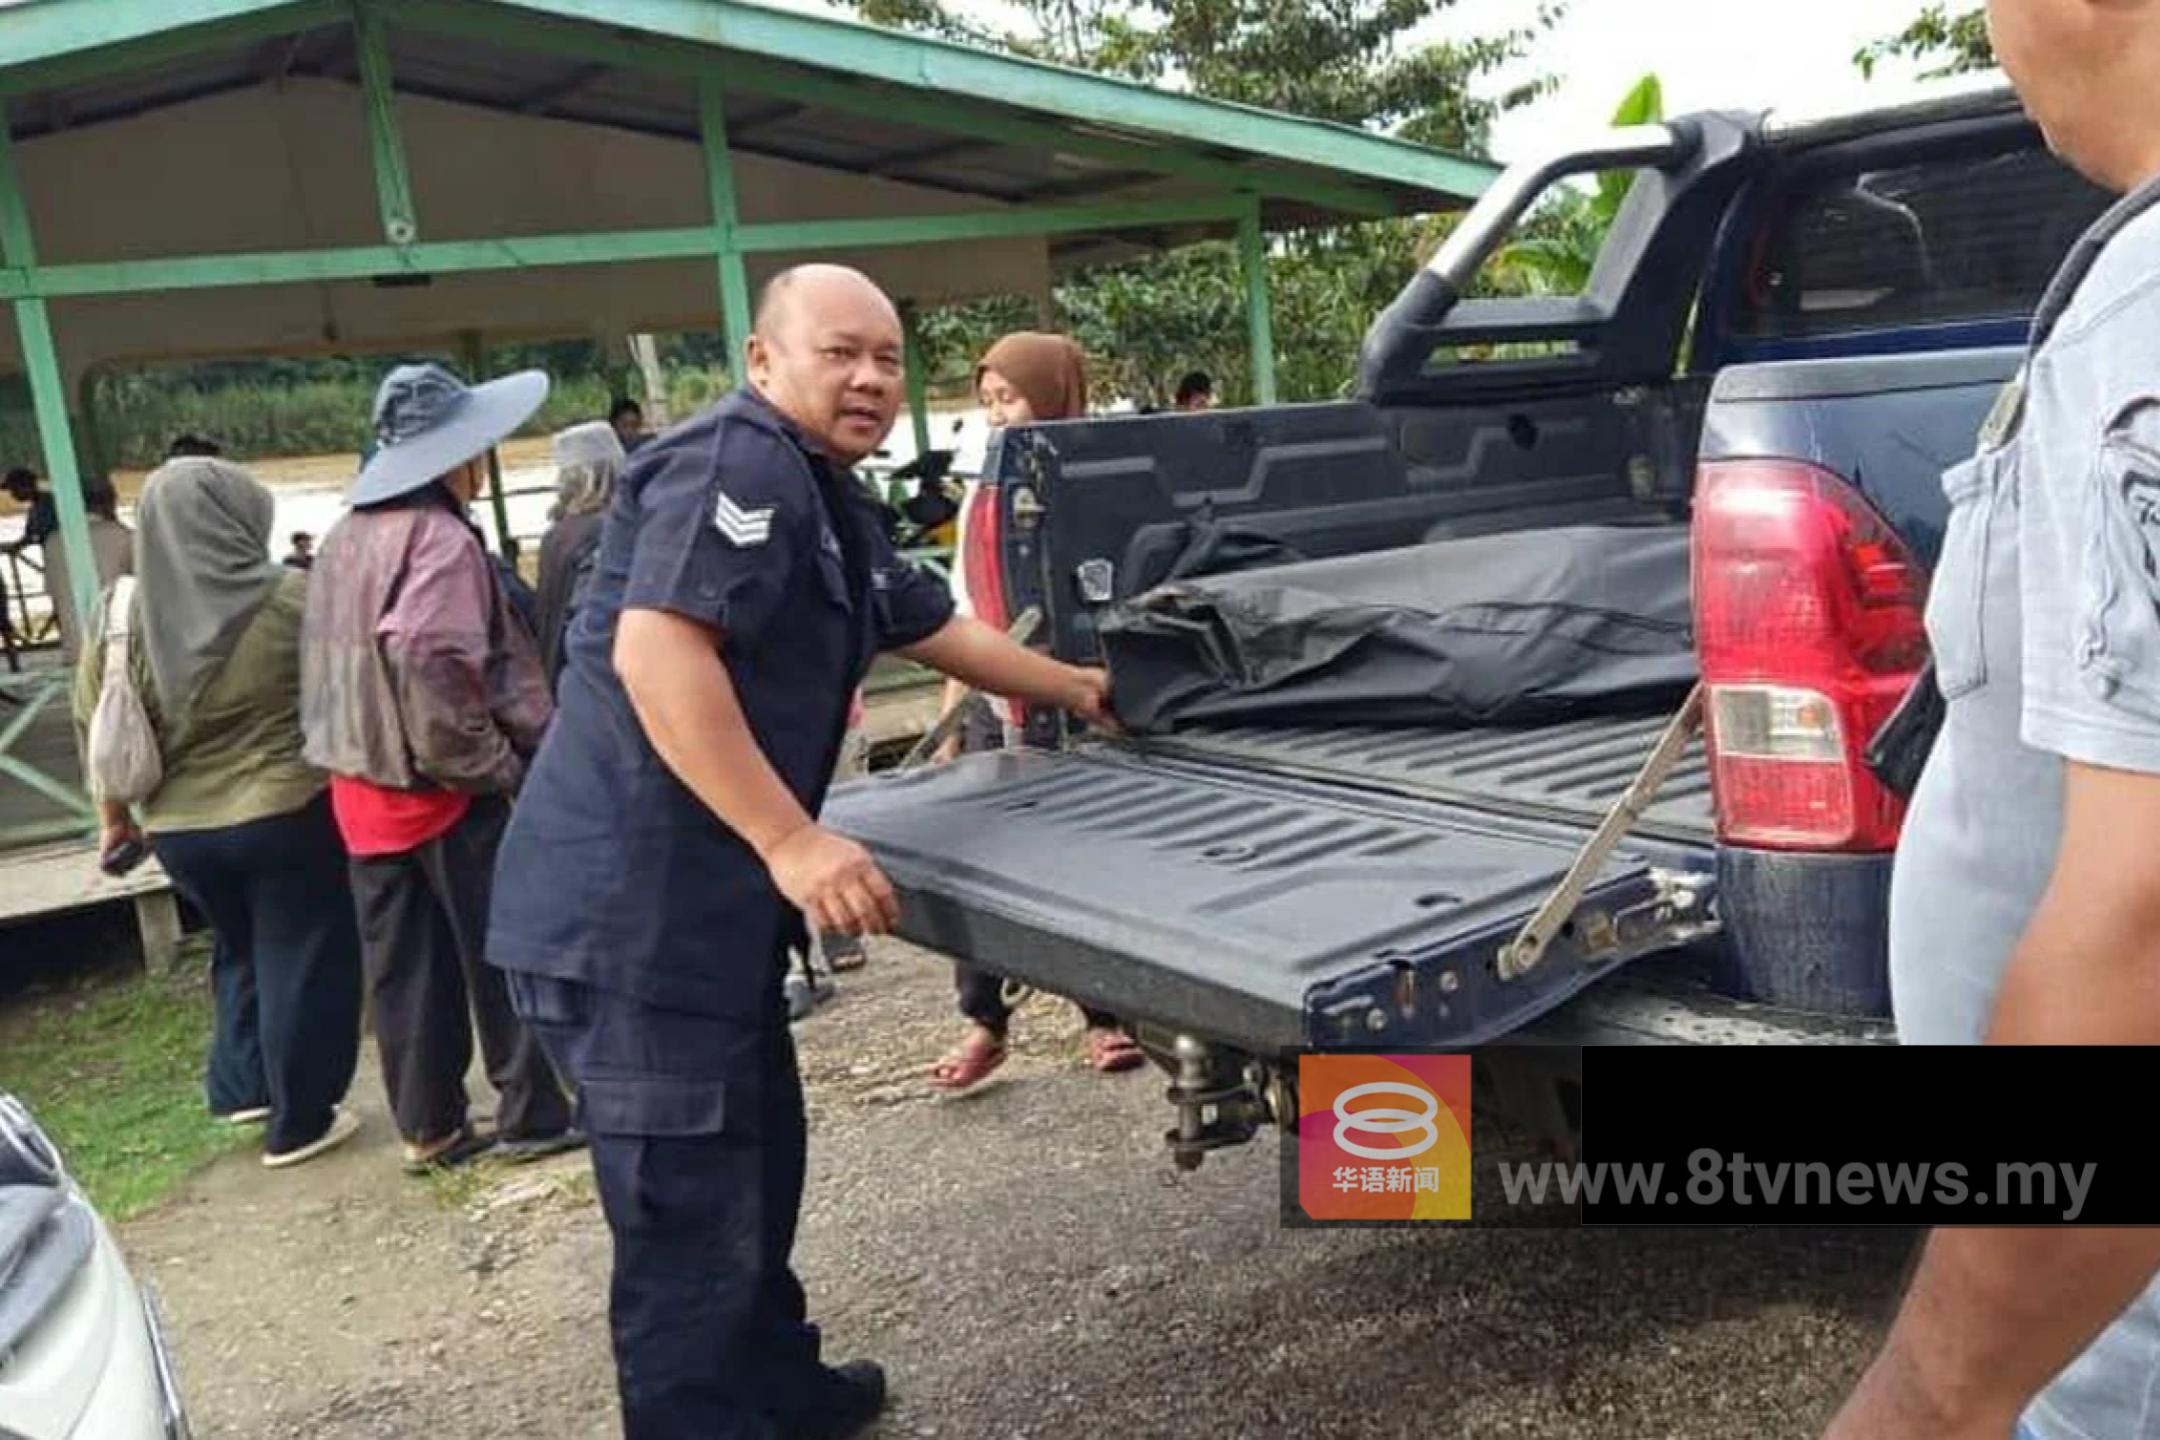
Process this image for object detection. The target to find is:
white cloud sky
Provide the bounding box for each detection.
[1435,0,2007,162]
[784,0,2010,162]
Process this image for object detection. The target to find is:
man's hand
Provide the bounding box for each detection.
[904,619,1123,732]
[1063,666,1119,734]
[766,823,901,937]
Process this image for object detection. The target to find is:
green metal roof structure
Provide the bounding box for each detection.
[0,0,1493,846]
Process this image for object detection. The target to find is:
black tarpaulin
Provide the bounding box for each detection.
[1100,524,1697,733]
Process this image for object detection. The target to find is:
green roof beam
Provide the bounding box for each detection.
[0,227,721,299]
[491,0,1497,203]
[734,196,1244,253]
[0,0,339,92]
[382,1,1405,220]
[354,1,419,247]
[0,193,1262,301]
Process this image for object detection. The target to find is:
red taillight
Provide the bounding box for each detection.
[1692,459,1928,852]
[961,482,1009,632]
[960,482,1023,729]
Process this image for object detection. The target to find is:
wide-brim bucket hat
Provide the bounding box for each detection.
[350,362,549,508]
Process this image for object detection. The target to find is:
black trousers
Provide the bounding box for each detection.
[151,794,363,1156]
[953,964,1116,1034]
[348,796,572,1146]
[509,970,851,1440]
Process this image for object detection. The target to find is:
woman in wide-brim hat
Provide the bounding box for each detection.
[300,362,583,1175]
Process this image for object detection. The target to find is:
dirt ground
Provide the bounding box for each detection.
[122,942,1911,1440]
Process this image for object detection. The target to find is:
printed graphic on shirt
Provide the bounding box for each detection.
[714,492,775,548]
[2107,400,2160,585]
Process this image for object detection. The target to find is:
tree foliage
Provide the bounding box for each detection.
[1487,73,1661,297]
[853,0,1558,404]
[1856,5,1993,79]
[854,0,1559,150]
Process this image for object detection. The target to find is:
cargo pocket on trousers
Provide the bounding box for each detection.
[1927,455,2000,700]
[577,1075,730,1137]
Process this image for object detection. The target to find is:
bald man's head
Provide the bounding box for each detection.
[745,265,905,465]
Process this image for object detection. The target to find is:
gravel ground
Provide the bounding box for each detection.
[122,940,1910,1439]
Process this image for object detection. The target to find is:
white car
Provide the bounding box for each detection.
[0,1094,189,1440]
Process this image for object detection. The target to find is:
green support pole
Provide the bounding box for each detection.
[697,78,754,375]
[0,122,97,638]
[1238,198,1277,407]
[461,331,514,560]
[74,369,104,480]
[901,303,931,462]
[13,302,97,635]
[354,0,419,247]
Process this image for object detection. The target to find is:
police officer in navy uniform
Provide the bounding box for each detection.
[488,264,1115,1440]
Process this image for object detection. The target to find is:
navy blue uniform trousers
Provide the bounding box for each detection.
[507,970,823,1440]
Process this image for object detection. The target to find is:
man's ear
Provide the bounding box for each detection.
[744,334,771,387]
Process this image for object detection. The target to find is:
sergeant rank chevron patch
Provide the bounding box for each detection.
[713,491,775,547]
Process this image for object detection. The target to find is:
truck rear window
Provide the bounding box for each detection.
[1733,144,2112,340]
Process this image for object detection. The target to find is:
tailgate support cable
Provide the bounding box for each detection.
[1495,683,1707,982]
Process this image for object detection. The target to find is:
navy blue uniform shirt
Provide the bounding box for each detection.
[489,388,954,1022]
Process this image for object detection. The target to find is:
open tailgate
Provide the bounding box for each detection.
[822,744,1715,1054]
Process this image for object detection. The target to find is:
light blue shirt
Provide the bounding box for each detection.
[1890,184,2160,1438]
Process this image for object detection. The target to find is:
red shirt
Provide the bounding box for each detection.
[330,776,470,858]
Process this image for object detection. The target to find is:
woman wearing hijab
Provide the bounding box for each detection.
[74,458,364,1168]
[535,419,628,690]
[928,331,1144,1092]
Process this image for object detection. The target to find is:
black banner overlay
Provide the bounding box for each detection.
[1576,1046,2147,1226]
[1279,1047,2160,1228]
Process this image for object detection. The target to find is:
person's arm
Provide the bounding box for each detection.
[1825,772,2160,1440]
[904,615,1113,730]
[614,607,897,936]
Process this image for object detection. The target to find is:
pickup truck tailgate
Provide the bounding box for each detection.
[822,744,1713,1053]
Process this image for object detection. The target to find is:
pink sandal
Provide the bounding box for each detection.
[928,1034,1008,1092]
[1086,1028,1144,1074]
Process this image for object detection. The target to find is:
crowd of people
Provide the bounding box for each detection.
[24,266,1140,1437]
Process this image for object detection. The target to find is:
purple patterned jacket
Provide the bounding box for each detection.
[300,497,550,795]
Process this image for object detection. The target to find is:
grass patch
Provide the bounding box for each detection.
[0,937,247,1219]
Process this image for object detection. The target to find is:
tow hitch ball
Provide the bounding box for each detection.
[1164,1035,1283,1171]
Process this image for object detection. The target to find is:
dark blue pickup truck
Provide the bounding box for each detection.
[826,89,2112,1162]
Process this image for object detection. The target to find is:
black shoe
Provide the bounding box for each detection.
[495,1127,587,1165]
[793,1360,888,1440]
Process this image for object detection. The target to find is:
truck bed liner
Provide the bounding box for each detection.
[1140,711,1715,843]
[823,743,1712,1053]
